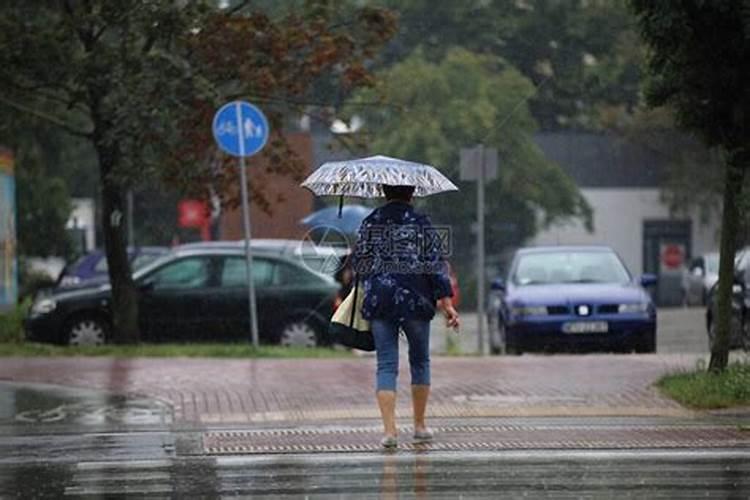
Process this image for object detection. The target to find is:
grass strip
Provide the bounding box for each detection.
[0,342,353,359]
[657,361,750,409]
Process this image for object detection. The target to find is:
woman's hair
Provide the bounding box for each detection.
[382,184,415,202]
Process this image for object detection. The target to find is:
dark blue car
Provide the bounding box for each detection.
[57,247,168,288]
[488,246,657,354]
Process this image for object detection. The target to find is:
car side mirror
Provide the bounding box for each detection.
[640,274,658,287]
[490,277,505,291]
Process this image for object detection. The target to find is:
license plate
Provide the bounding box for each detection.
[562,321,609,334]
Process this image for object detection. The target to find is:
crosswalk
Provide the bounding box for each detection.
[47,450,750,498]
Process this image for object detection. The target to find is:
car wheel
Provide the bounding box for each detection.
[741,320,750,353]
[489,321,505,355]
[634,331,656,353]
[707,319,716,350]
[65,315,108,346]
[505,344,522,356]
[680,289,689,308]
[279,318,321,348]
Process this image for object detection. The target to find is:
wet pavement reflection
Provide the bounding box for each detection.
[1,444,749,497]
[0,381,172,427]
[0,383,749,497]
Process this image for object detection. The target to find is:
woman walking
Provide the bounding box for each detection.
[352,184,460,448]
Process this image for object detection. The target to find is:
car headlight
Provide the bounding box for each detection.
[618,302,649,314]
[31,298,57,315]
[60,276,81,287]
[511,306,548,317]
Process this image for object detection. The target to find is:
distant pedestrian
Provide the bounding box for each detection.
[351,184,459,449]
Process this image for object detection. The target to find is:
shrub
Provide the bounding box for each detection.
[0,300,29,344]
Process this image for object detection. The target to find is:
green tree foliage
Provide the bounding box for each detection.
[631,0,750,372]
[0,114,79,259]
[346,49,592,291]
[0,1,396,343]
[380,0,642,131]
[614,106,725,225]
[14,148,74,259]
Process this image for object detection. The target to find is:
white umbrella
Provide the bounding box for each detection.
[301,155,459,198]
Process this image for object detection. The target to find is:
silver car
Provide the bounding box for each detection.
[682,252,719,306]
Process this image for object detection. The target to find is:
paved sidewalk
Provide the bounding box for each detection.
[0,354,706,425]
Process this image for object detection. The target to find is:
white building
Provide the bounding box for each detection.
[530,133,720,306]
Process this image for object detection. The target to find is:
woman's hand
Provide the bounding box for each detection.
[438,297,460,331]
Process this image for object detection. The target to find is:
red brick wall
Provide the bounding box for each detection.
[220,132,315,240]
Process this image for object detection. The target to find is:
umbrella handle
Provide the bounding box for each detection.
[338,195,343,218]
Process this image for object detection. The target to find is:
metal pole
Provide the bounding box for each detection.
[235,102,260,347]
[477,144,487,356]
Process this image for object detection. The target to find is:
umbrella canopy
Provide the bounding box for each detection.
[300,204,373,234]
[301,155,459,198]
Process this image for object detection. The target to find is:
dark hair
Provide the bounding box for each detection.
[382,184,415,202]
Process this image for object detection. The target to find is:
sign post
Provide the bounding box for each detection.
[460,145,498,355]
[212,101,269,348]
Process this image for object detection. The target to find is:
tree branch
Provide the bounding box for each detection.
[0,94,92,139]
[226,0,252,16]
[4,79,89,115]
[62,0,95,51]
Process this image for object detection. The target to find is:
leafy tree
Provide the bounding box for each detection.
[0,1,395,343]
[631,0,750,372]
[379,0,643,131]
[611,106,726,226]
[345,48,592,294]
[0,114,77,259]
[14,148,74,259]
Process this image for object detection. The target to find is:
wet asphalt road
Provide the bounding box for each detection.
[1,307,747,498]
[1,397,749,498]
[2,442,749,498]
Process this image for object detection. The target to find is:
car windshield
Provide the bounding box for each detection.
[512,250,631,286]
[131,252,165,270]
[133,252,178,280]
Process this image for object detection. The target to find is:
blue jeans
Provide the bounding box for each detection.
[371,318,431,391]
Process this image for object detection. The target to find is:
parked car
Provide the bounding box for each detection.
[487,246,657,355]
[681,252,719,306]
[25,246,339,347]
[178,239,350,278]
[57,247,169,288]
[705,250,750,351]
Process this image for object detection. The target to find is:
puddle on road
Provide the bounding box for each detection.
[0,382,172,426]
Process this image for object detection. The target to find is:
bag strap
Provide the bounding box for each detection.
[349,275,359,328]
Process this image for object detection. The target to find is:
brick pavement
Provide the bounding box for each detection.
[0,354,707,425]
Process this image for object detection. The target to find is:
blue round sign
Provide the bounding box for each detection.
[212,101,269,157]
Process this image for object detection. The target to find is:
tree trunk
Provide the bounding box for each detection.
[708,150,747,373]
[97,147,140,344]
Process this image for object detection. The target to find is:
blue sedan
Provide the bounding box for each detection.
[488,246,657,354]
